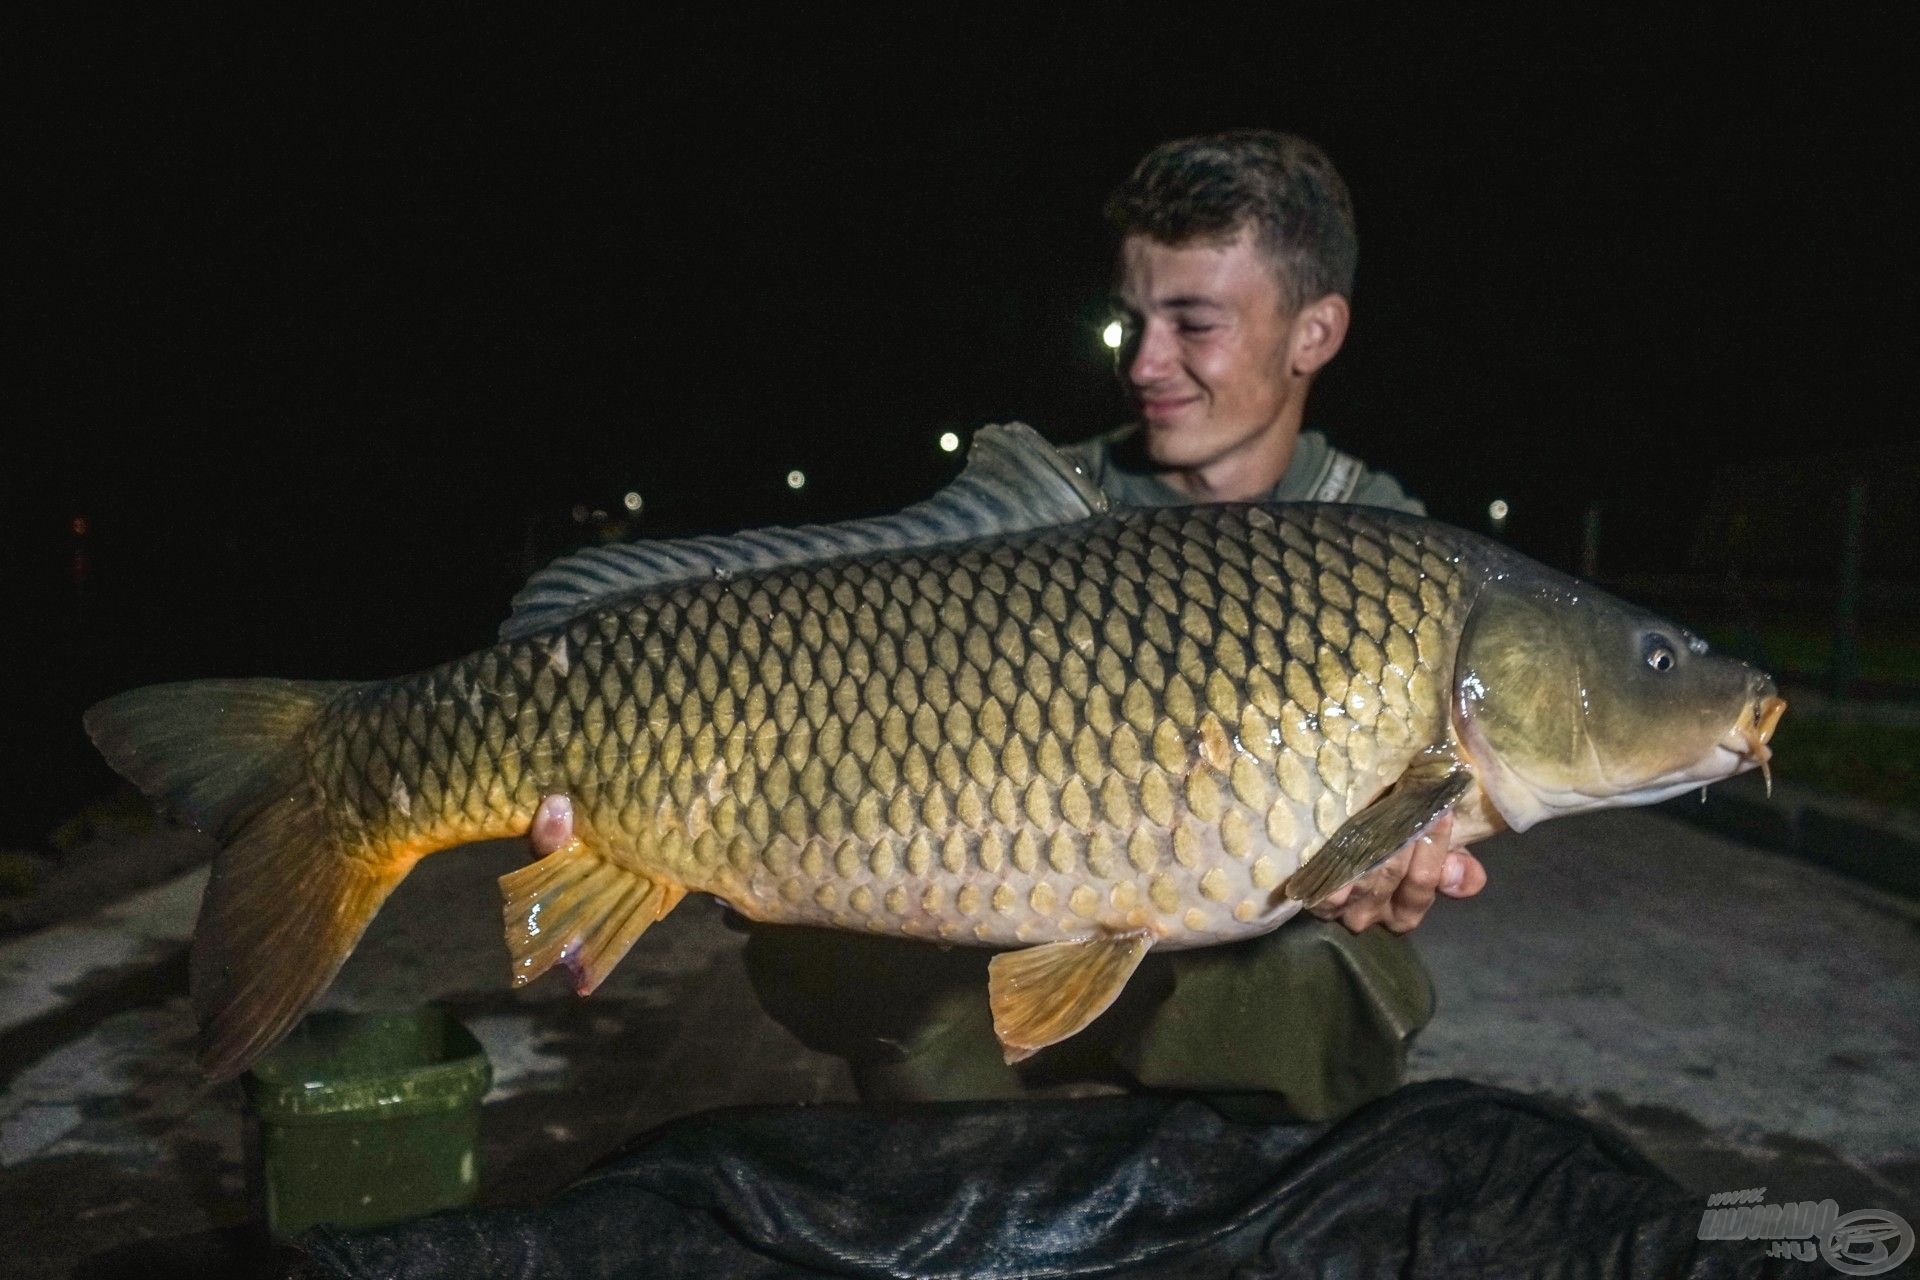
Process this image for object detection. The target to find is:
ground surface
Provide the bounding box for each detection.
[2,810,1915,1277]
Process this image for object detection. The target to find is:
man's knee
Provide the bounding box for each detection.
[740,917,1435,1117]
[1116,923,1435,1119]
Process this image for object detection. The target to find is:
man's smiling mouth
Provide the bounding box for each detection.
[1139,395,1201,418]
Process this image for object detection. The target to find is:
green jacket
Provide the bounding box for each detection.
[1058,424,1425,515]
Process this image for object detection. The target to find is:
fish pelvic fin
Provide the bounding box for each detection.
[1284,758,1474,908]
[84,678,403,1081]
[499,838,685,996]
[987,931,1152,1064]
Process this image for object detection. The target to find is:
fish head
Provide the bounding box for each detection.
[1452,575,1783,831]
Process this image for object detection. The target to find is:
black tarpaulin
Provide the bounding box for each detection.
[293,1080,1800,1278]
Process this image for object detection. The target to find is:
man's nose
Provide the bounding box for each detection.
[1127,322,1175,387]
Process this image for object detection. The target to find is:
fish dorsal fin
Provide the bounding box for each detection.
[501,422,1107,640]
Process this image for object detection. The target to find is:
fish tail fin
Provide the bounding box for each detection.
[499,837,685,996]
[85,678,407,1080]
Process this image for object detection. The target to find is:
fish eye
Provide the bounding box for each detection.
[1644,637,1676,673]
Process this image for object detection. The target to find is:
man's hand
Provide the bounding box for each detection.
[529,792,1487,935]
[1304,813,1487,934]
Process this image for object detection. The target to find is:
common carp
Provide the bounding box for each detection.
[87,425,1784,1079]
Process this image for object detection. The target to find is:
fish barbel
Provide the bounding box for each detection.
[87,425,1784,1078]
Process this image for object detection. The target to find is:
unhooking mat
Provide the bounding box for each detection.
[291,1079,1804,1278]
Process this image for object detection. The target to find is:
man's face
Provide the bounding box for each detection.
[1112,228,1307,472]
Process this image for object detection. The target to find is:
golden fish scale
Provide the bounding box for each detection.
[311,505,1471,948]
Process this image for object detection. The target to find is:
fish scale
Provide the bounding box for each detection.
[311,502,1469,951]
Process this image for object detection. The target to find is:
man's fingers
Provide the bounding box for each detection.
[1310,846,1410,930]
[529,794,574,858]
[1383,825,1451,933]
[1305,882,1354,920]
[1439,850,1488,898]
[1300,810,1483,934]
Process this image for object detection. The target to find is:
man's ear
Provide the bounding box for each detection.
[1289,294,1351,377]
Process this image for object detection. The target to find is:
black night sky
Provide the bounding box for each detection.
[9,12,1917,839]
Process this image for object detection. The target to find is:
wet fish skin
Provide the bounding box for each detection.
[321,502,1469,953]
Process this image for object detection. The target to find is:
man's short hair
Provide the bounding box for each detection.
[1105,130,1358,312]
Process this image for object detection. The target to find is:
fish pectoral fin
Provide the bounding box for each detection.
[1284,762,1474,908]
[498,837,686,996]
[986,931,1152,1064]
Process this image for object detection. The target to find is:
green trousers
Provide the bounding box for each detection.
[740,919,1434,1121]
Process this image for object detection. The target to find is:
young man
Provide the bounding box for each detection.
[531,132,1483,1117]
[1077,130,1486,931]
[1076,129,1399,510]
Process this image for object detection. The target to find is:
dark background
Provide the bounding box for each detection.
[7,12,1916,842]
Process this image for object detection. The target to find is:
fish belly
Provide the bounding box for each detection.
[319,504,1471,950]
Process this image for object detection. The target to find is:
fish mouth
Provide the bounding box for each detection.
[1720,694,1787,796]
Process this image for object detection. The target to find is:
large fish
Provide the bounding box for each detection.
[88,425,1784,1079]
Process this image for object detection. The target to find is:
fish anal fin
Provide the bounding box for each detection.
[499,838,685,996]
[987,931,1152,1064]
[1283,761,1474,908]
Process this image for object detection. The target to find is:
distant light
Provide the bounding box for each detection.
[71,516,88,536]
[571,504,589,524]
[938,431,961,453]
[1489,499,1510,522]
[622,490,643,513]
[786,469,807,490]
[1101,320,1124,350]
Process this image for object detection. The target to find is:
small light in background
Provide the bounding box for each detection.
[622,490,643,513]
[71,516,88,536]
[938,431,961,454]
[1488,499,1510,534]
[571,504,589,524]
[786,469,807,491]
[1101,320,1124,350]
